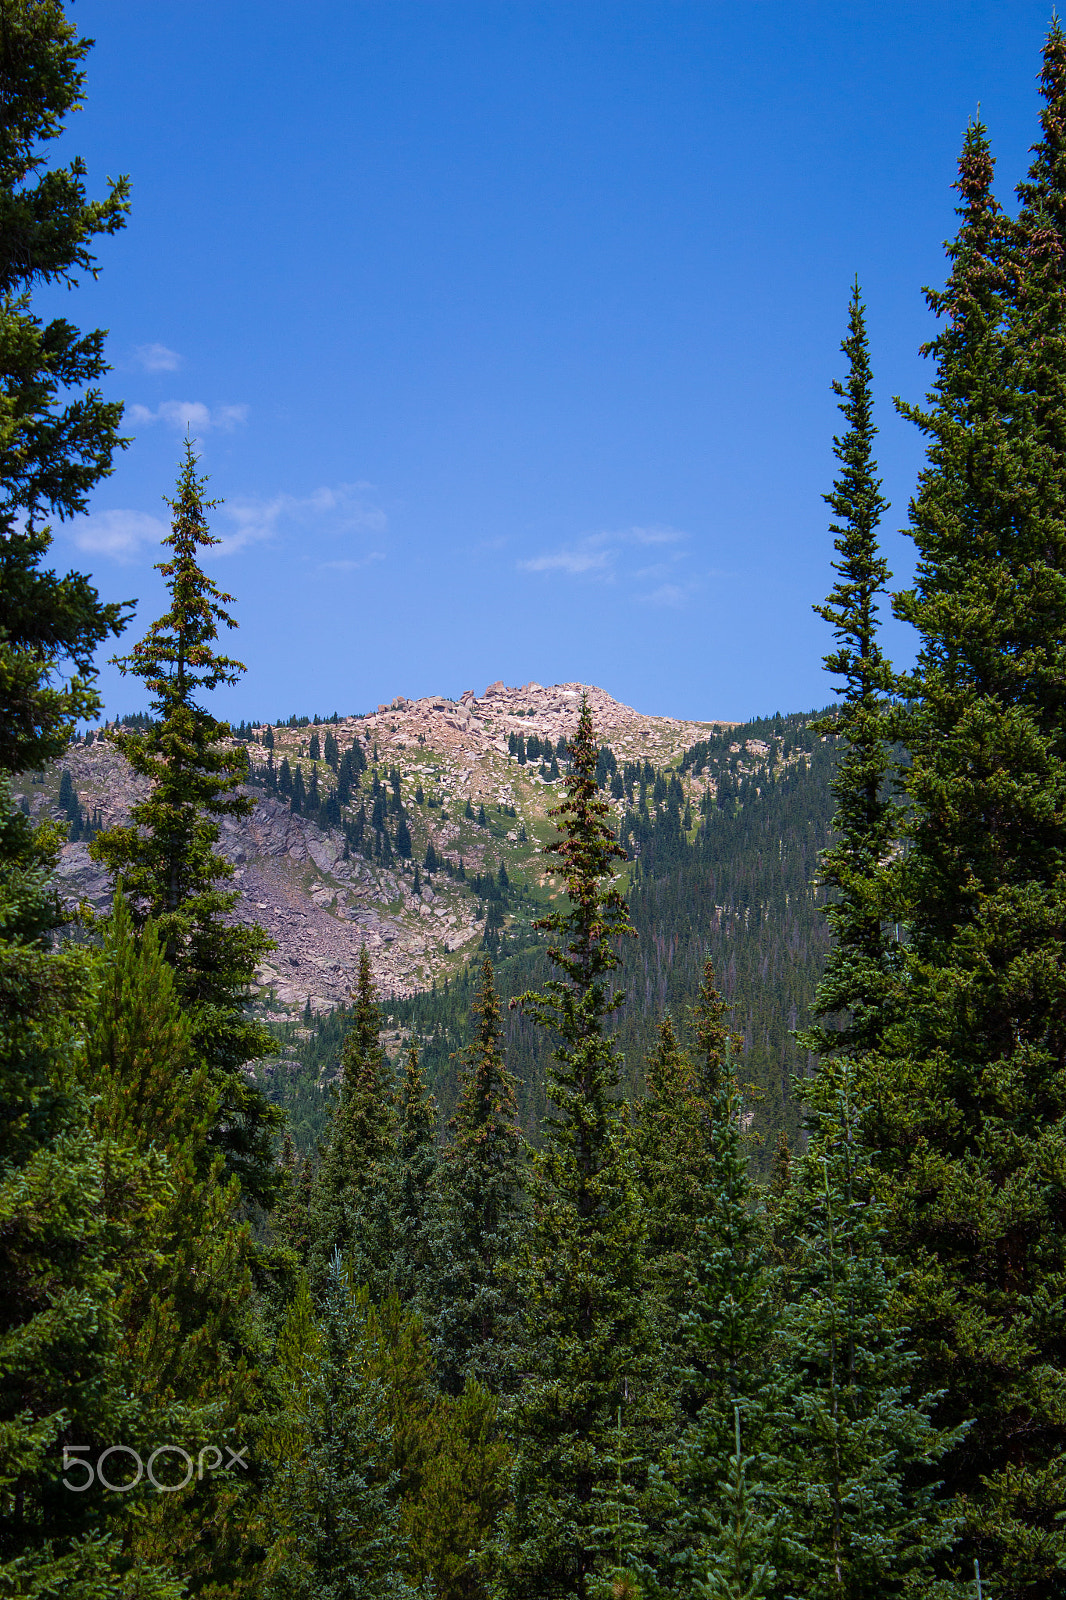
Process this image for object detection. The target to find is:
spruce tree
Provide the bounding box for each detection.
[428,957,526,1397]
[307,946,398,1299]
[803,281,896,1062]
[771,1060,962,1600]
[0,12,183,1587]
[693,1408,774,1600]
[394,1041,439,1307]
[0,796,181,1597]
[0,0,131,775]
[633,1005,735,1425]
[85,893,263,1594]
[91,443,280,1205]
[866,100,1066,1593]
[262,1255,416,1600]
[494,698,654,1600]
[670,969,776,1598]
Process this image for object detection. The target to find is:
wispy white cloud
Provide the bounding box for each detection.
[518,525,689,588]
[520,546,612,576]
[67,482,388,567]
[626,525,686,546]
[128,399,249,433]
[319,552,386,572]
[70,509,169,563]
[133,342,183,372]
[219,485,387,558]
[639,582,689,608]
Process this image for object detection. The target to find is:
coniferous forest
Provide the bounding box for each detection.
[2,5,1065,1598]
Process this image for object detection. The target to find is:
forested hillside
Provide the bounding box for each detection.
[271,708,838,1169]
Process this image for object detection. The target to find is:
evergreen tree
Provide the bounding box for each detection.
[396,811,413,859]
[693,1408,774,1600]
[90,444,280,1205]
[402,1376,511,1600]
[803,280,896,1062]
[494,699,654,1600]
[669,970,777,1597]
[0,0,131,776]
[85,893,263,1594]
[771,1060,962,1600]
[428,958,526,1397]
[634,1016,712,1417]
[262,1255,416,1600]
[291,762,306,815]
[0,793,181,1597]
[307,947,398,1299]
[0,13,182,1589]
[868,100,1066,1592]
[394,1041,438,1307]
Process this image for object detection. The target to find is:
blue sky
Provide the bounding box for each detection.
[41,1,1055,723]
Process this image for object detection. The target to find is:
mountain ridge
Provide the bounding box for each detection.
[27,680,739,1012]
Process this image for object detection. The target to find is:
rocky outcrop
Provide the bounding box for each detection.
[33,681,734,1013]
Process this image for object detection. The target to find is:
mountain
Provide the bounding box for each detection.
[24,680,838,1166]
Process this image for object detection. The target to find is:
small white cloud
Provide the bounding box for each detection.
[128,399,248,433]
[519,524,689,582]
[639,582,689,608]
[67,481,389,568]
[625,525,685,546]
[519,547,612,576]
[319,552,386,571]
[133,342,183,372]
[71,509,169,563]
[215,483,387,558]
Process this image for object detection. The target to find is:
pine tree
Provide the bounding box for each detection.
[0,12,183,1589]
[803,281,897,1063]
[494,698,654,1600]
[634,1015,716,1418]
[771,1060,962,1600]
[669,969,777,1597]
[428,958,526,1397]
[866,98,1066,1593]
[307,947,398,1299]
[0,0,131,776]
[693,1408,775,1600]
[394,1041,438,1307]
[90,443,280,1205]
[402,1376,511,1600]
[85,892,263,1594]
[291,762,306,815]
[262,1255,416,1600]
[0,793,181,1596]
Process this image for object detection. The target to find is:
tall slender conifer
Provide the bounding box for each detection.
[494,699,653,1600]
[866,95,1066,1593]
[91,444,279,1204]
[429,958,526,1397]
